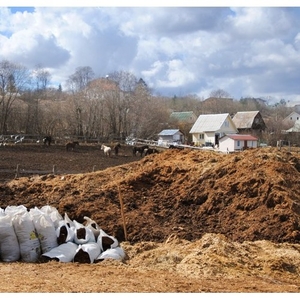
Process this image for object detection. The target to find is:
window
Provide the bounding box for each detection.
[199,133,204,139]
[237,140,240,146]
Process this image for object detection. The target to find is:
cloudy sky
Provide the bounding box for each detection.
[1,2,300,105]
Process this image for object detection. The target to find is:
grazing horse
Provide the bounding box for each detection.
[144,148,159,156]
[113,143,121,156]
[66,141,79,151]
[43,136,52,146]
[169,144,184,150]
[101,144,112,157]
[133,145,149,157]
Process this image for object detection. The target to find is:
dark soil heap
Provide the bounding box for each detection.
[1,147,300,245]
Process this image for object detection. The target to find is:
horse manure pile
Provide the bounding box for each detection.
[1,146,300,246]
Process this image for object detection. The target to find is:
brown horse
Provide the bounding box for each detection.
[66,141,79,151]
[113,143,121,156]
[133,145,149,157]
[144,148,159,156]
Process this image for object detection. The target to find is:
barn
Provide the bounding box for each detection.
[219,134,258,153]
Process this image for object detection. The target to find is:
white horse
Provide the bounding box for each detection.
[101,144,112,157]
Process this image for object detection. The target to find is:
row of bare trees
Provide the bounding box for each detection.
[0,58,297,145]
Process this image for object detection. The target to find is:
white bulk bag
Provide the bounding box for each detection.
[97,228,119,252]
[73,220,96,245]
[95,247,126,262]
[73,242,101,264]
[29,207,58,254]
[12,211,41,262]
[41,242,78,263]
[0,214,21,262]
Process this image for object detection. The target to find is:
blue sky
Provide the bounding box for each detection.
[1,2,300,105]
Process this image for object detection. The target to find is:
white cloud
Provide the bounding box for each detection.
[0,6,299,103]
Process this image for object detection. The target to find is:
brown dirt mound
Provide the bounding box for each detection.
[1,145,300,292]
[1,146,300,245]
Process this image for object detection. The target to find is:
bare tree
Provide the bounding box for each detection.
[209,88,231,98]
[108,70,137,92]
[26,64,53,134]
[66,66,95,136]
[67,66,95,93]
[0,59,30,134]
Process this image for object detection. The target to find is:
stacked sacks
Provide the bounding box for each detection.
[42,212,126,263]
[0,205,126,264]
[43,214,126,263]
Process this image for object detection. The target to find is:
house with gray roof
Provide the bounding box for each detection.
[157,129,185,147]
[189,113,238,147]
[232,111,266,134]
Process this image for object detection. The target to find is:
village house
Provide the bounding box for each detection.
[232,111,267,135]
[169,111,197,124]
[218,134,258,153]
[189,113,238,147]
[157,129,185,147]
[282,111,300,128]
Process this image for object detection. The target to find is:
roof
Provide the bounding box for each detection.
[286,119,300,132]
[158,129,182,136]
[232,111,260,129]
[189,113,232,133]
[283,111,300,122]
[220,134,258,141]
[170,111,195,122]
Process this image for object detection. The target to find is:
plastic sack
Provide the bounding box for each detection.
[12,211,41,262]
[29,207,58,254]
[40,242,78,263]
[73,242,101,264]
[97,228,119,252]
[95,247,126,262]
[73,220,96,245]
[0,214,21,262]
[56,220,75,244]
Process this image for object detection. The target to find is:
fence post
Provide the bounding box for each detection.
[118,185,128,241]
[15,164,20,179]
[53,165,57,175]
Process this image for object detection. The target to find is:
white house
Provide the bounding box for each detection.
[283,112,300,127]
[285,119,300,132]
[157,129,185,147]
[189,113,238,146]
[219,134,258,153]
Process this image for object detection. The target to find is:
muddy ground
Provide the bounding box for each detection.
[0,142,300,293]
